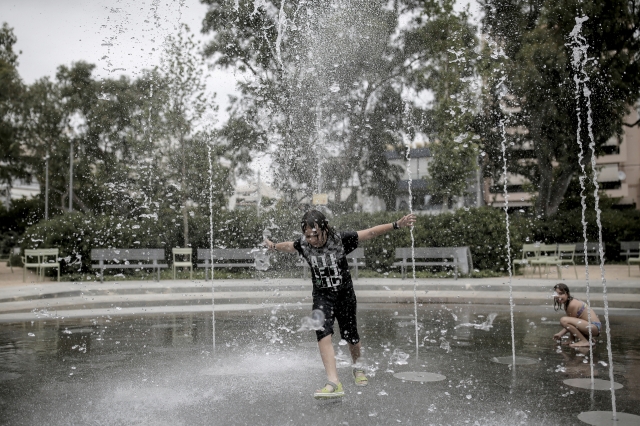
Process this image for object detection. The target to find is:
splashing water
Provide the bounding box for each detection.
[253,229,272,271]
[252,245,271,272]
[390,348,410,365]
[495,69,516,367]
[208,141,216,352]
[570,15,617,419]
[297,309,325,332]
[455,313,498,331]
[567,15,595,385]
[439,337,451,353]
[403,104,419,359]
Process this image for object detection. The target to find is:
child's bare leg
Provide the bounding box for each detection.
[560,317,594,347]
[565,324,591,346]
[318,335,340,387]
[348,341,361,364]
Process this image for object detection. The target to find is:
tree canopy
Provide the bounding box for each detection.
[479,0,640,216]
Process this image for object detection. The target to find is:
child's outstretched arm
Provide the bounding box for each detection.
[357,214,416,242]
[264,239,297,254]
[553,328,568,341]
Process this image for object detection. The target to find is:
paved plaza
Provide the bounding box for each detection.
[1,303,639,425]
[0,264,639,424]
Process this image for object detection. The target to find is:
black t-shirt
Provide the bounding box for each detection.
[293,231,358,291]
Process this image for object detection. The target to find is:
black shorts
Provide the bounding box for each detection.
[312,286,360,344]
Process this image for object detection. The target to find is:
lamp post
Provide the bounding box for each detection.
[68,140,73,212]
[44,150,49,220]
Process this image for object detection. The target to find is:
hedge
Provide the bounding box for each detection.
[20,206,640,276]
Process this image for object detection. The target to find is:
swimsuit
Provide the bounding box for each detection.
[576,302,601,333]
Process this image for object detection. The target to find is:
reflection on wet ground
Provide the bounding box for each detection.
[1,304,639,425]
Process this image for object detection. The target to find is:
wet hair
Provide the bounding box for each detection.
[300,210,336,240]
[553,283,573,311]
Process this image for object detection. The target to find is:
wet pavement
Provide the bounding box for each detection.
[1,303,639,425]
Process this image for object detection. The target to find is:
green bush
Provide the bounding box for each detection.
[20,204,640,277]
[6,254,23,268]
[21,213,173,275]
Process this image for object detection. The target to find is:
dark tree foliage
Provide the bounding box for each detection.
[0,23,26,188]
[479,0,640,217]
[200,0,478,210]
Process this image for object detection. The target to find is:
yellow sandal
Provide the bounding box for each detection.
[353,369,368,387]
[313,381,344,399]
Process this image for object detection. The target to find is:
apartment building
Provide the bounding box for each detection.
[485,109,640,210]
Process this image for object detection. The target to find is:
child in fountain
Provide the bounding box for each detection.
[264,209,416,399]
[552,283,601,347]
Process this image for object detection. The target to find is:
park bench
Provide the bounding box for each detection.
[393,247,466,280]
[197,248,256,281]
[574,242,606,264]
[91,249,167,282]
[298,247,366,280]
[620,241,640,276]
[22,248,60,282]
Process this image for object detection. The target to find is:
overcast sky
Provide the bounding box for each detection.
[3,0,480,186]
[3,0,240,117]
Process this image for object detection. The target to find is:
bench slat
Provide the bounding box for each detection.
[91,264,168,269]
[197,248,255,260]
[91,248,165,260]
[91,248,167,282]
[394,247,472,280]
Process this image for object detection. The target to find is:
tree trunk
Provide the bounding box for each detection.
[181,133,189,246]
[182,203,189,246]
[534,134,554,217]
[546,168,574,217]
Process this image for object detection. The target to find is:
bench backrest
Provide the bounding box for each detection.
[348,247,364,259]
[91,248,165,261]
[172,248,192,262]
[536,243,557,256]
[557,244,576,259]
[197,248,255,261]
[24,249,43,261]
[395,247,458,260]
[520,244,541,260]
[24,249,59,259]
[575,242,606,255]
[620,241,640,254]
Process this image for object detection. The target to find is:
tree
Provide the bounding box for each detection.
[200,0,482,212]
[159,25,216,246]
[0,23,26,194]
[480,0,640,216]
[201,0,414,209]
[403,0,480,210]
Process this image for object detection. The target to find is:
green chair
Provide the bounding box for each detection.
[22,249,42,282]
[529,243,557,278]
[172,248,193,280]
[544,244,578,279]
[512,244,540,277]
[39,249,60,282]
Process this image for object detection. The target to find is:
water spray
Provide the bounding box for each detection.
[403,104,419,358]
[208,141,216,352]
